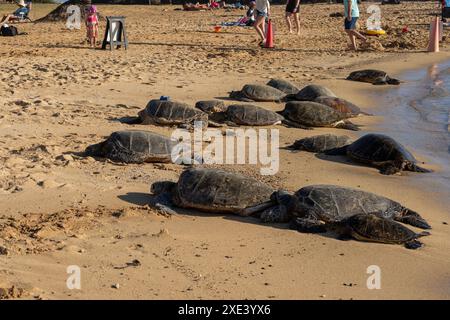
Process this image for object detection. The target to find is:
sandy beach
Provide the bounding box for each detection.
[0,2,449,300]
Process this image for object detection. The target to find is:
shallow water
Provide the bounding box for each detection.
[372,61,450,206]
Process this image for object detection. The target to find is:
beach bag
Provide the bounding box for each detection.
[1,25,18,37]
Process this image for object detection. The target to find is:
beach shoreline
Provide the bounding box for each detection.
[1,3,449,300]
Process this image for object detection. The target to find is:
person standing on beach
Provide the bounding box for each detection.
[85,5,99,48]
[343,0,367,50]
[285,0,300,35]
[254,0,270,46]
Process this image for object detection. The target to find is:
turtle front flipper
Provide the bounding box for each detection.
[386,77,400,85]
[260,205,290,223]
[372,80,388,85]
[240,201,277,217]
[404,240,423,250]
[407,163,433,173]
[379,162,402,175]
[333,120,360,131]
[289,217,327,233]
[396,209,431,230]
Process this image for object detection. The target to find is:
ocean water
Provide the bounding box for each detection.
[373,61,450,202]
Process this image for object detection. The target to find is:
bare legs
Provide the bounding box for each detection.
[345,29,367,50]
[254,15,266,44]
[0,14,13,25]
[285,12,300,35]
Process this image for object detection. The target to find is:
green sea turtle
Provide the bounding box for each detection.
[138,100,209,128]
[346,69,400,85]
[314,96,370,117]
[325,133,432,175]
[271,184,431,230]
[195,100,228,114]
[287,134,351,153]
[229,84,286,102]
[85,130,181,164]
[266,78,299,95]
[291,213,430,249]
[209,104,284,126]
[278,101,360,130]
[150,168,281,216]
[294,85,337,101]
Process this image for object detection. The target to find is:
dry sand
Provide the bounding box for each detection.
[0,3,449,300]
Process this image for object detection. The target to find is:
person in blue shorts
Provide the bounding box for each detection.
[0,0,31,25]
[442,0,450,21]
[254,0,270,46]
[344,0,367,50]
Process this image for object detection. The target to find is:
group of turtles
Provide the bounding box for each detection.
[150,168,430,249]
[84,69,432,249]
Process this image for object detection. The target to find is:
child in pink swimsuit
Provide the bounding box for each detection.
[86,5,99,48]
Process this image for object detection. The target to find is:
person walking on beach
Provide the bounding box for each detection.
[285,0,300,35]
[254,0,270,46]
[85,5,99,48]
[343,0,367,50]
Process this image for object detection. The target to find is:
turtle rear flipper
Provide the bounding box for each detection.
[334,120,360,131]
[396,209,431,230]
[290,217,327,233]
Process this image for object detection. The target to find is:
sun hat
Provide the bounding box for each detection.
[88,5,97,14]
[16,0,26,7]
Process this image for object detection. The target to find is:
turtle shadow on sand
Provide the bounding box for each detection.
[108,116,141,125]
[213,96,241,101]
[314,153,371,169]
[118,192,153,207]
[117,192,289,231]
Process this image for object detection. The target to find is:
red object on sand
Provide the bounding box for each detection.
[402,26,408,33]
[265,19,274,48]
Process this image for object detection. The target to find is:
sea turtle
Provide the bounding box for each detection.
[150,168,280,216]
[278,101,360,130]
[138,99,209,128]
[85,130,182,164]
[291,213,430,249]
[294,84,337,101]
[229,84,286,102]
[325,133,431,175]
[271,184,431,230]
[209,104,284,126]
[346,69,400,85]
[287,134,351,153]
[266,78,299,95]
[195,100,228,114]
[314,96,370,117]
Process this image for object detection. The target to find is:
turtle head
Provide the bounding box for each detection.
[271,190,294,207]
[84,142,105,157]
[151,181,177,195]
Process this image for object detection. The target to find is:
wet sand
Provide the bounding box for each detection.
[0,3,450,299]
